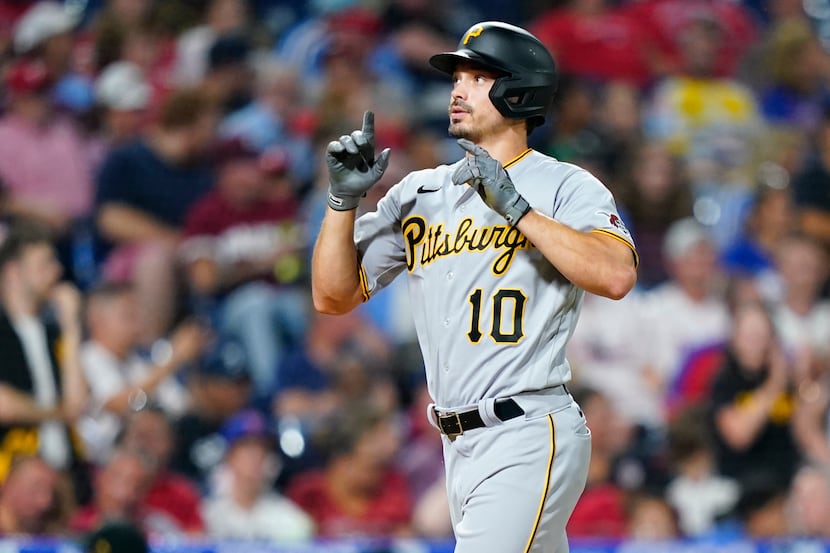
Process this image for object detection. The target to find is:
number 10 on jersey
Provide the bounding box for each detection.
[467,288,527,344]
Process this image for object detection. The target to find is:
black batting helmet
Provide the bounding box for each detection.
[429,21,558,127]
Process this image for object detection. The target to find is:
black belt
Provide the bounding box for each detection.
[435,399,525,439]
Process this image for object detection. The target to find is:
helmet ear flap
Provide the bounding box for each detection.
[489,75,557,121]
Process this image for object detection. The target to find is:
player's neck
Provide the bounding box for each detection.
[472,128,530,166]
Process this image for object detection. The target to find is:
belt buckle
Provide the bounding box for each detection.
[438,411,463,441]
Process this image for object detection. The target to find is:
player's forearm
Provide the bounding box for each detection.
[517,210,637,299]
[311,209,365,314]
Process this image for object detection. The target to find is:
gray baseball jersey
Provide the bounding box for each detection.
[354,148,636,409]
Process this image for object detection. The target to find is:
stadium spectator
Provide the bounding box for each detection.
[540,77,601,170]
[12,1,84,86]
[82,520,149,553]
[0,220,87,483]
[567,292,656,429]
[758,19,828,136]
[614,141,693,288]
[218,58,316,187]
[310,8,411,147]
[200,33,255,117]
[793,106,830,253]
[90,0,175,105]
[273,311,394,429]
[770,234,830,371]
[118,408,204,536]
[171,337,252,488]
[94,61,152,147]
[626,0,758,79]
[709,302,800,488]
[786,464,830,538]
[639,218,730,423]
[0,456,64,536]
[721,168,795,287]
[202,409,313,542]
[625,493,680,540]
[180,137,308,400]
[643,7,763,246]
[79,283,206,463]
[398,382,452,536]
[733,473,791,539]
[0,58,94,237]
[567,387,632,538]
[172,0,250,87]
[664,405,739,536]
[286,405,412,538]
[531,0,656,87]
[71,448,155,535]
[94,88,216,344]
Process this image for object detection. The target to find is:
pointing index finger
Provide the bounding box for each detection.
[362,111,375,145]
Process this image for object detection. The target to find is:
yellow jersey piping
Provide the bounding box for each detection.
[590,229,640,268]
[504,148,533,169]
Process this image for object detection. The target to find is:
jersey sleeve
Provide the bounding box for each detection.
[353,181,408,300]
[553,168,639,267]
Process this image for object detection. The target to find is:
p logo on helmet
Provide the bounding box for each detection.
[463,26,484,45]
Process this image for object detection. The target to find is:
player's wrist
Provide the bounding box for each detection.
[327,188,360,211]
[503,194,531,226]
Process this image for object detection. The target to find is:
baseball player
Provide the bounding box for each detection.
[311,21,638,553]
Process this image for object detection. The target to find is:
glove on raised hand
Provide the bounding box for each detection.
[326,111,391,211]
[451,138,531,226]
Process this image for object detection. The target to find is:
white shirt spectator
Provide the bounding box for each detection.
[78,341,187,463]
[772,301,830,363]
[202,492,314,542]
[666,473,739,536]
[641,283,730,400]
[568,292,659,427]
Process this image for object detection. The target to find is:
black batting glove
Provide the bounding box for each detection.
[326,111,391,211]
[451,139,531,226]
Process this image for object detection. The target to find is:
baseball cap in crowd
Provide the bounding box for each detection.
[83,520,148,553]
[208,34,251,70]
[4,58,51,96]
[662,217,714,262]
[210,136,260,168]
[95,62,151,111]
[13,1,79,53]
[259,145,291,177]
[220,409,274,449]
[197,336,250,381]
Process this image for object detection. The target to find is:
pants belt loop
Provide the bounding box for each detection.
[425,402,441,431]
[478,397,501,426]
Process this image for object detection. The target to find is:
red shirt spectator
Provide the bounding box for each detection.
[567,482,627,538]
[625,0,758,78]
[143,470,204,534]
[531,4,655,87]
[287,469,412,538]
[285,406,413,538]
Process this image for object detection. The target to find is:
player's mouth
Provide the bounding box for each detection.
[449,104,470,123]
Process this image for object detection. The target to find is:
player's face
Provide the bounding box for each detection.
[448,63,510,142]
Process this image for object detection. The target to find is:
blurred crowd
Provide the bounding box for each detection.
[0,0,830,548]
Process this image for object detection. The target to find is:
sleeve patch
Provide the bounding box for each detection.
[597,211,631,238]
